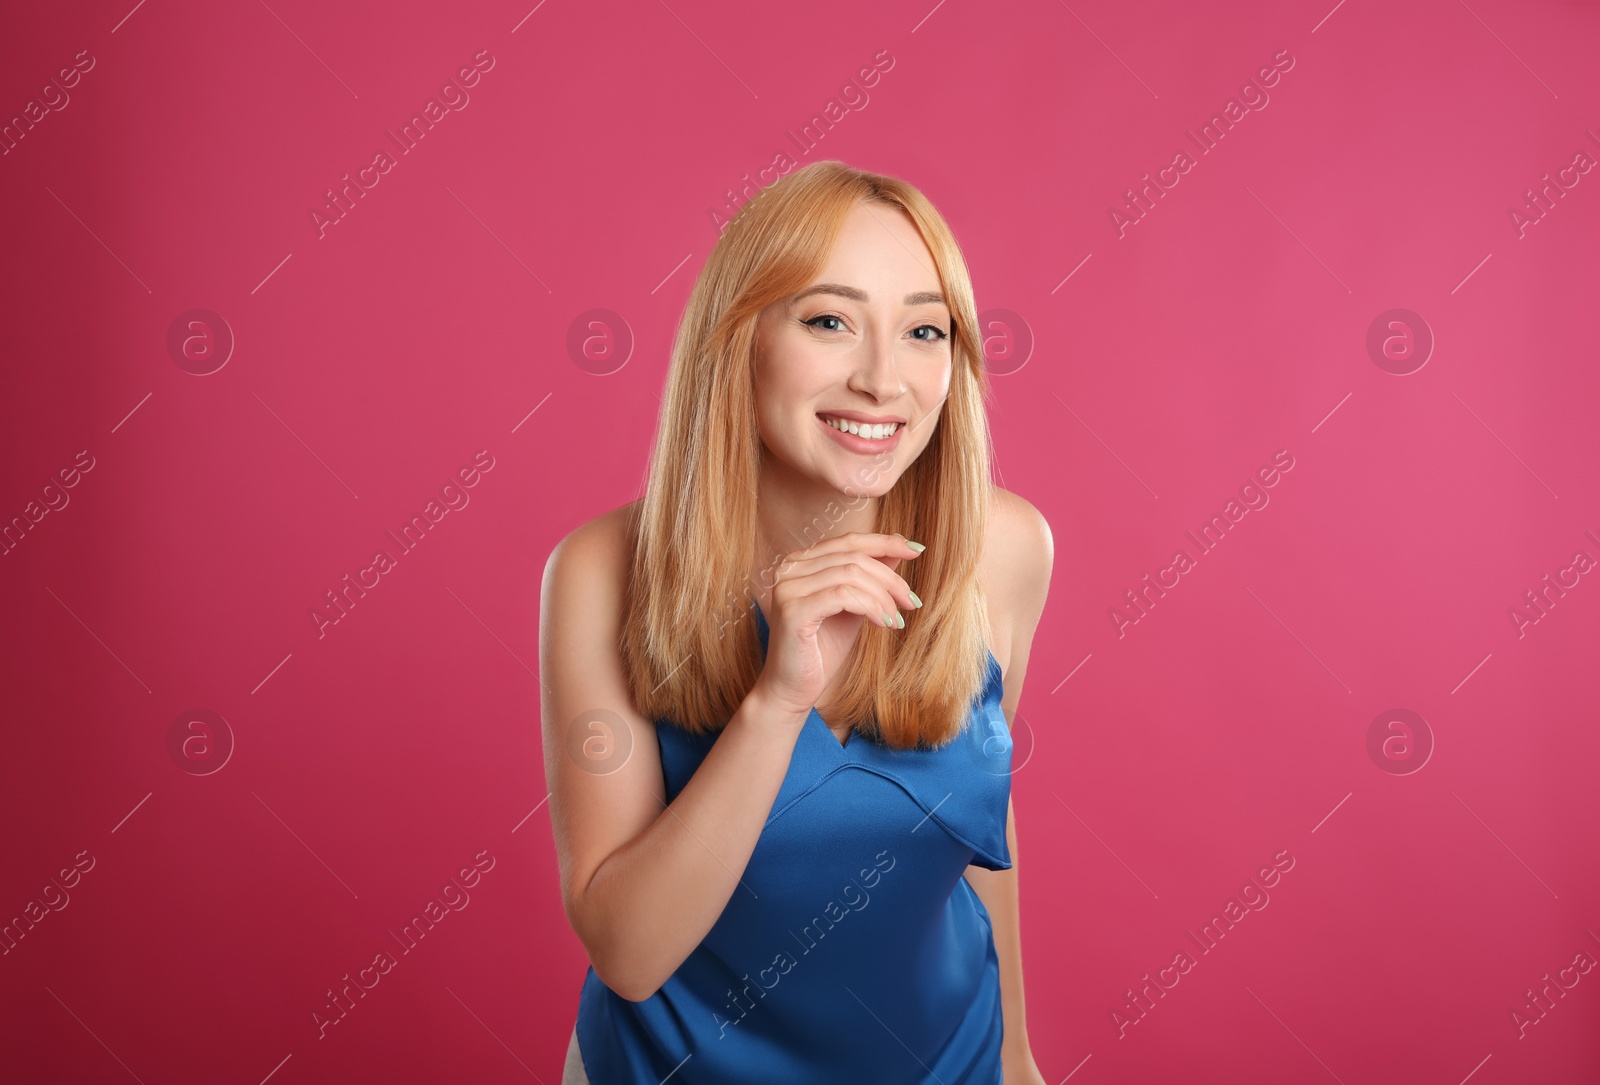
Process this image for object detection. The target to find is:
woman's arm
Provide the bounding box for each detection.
[540,510,812,1002]
[963,488,1054,1071]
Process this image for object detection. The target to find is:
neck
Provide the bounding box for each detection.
[753,458,879,571]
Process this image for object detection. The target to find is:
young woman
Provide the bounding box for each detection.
[541,160,1053,1083]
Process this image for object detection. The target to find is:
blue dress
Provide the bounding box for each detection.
[573,601,1014,1083]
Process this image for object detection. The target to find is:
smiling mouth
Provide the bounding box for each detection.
[817,414,902,440]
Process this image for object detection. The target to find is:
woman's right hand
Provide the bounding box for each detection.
[753,532,925,718]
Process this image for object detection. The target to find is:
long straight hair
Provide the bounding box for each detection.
[619,160,996,749]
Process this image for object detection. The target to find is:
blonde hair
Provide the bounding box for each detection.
[620,160,996,749]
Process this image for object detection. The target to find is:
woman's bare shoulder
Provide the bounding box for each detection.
[546,499,641,581]
[561,497,641,549]
[540,498,644,651]
[980,486,1054,674]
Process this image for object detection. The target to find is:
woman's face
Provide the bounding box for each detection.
[752,201,954,500]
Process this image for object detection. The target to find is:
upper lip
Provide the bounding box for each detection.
[817,409,906,425]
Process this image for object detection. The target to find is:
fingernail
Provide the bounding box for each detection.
[908,590,923,609]
[882,612,895,628]
[895,611,905,629]
[905,540,926,552]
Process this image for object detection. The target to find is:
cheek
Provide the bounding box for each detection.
[913,369,952,408]
[754,341,807,395]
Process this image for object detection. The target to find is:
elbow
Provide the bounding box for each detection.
[568,896,664,1004]
[586,944,663,1003]
[602,968,663,1004]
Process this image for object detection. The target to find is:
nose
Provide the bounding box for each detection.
[847,324,906,402]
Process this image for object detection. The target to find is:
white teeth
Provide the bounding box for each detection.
[823,416,899,440]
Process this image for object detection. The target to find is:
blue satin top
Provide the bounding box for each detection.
[574,601,1014,1083]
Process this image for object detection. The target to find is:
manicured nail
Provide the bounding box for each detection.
[905,540,926,552]
[882,612,895,628]
[908,590,923,609]
[895,611,905,629]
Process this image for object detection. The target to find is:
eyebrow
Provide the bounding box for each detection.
[790,282,948,308]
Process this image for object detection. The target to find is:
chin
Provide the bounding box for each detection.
[833,468,898,501]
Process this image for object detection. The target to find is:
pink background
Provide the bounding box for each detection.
[3,0,1598,1081]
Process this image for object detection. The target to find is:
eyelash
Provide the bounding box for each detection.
[801,314,949,342]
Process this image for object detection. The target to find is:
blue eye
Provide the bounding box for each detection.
[802,315,948,341]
